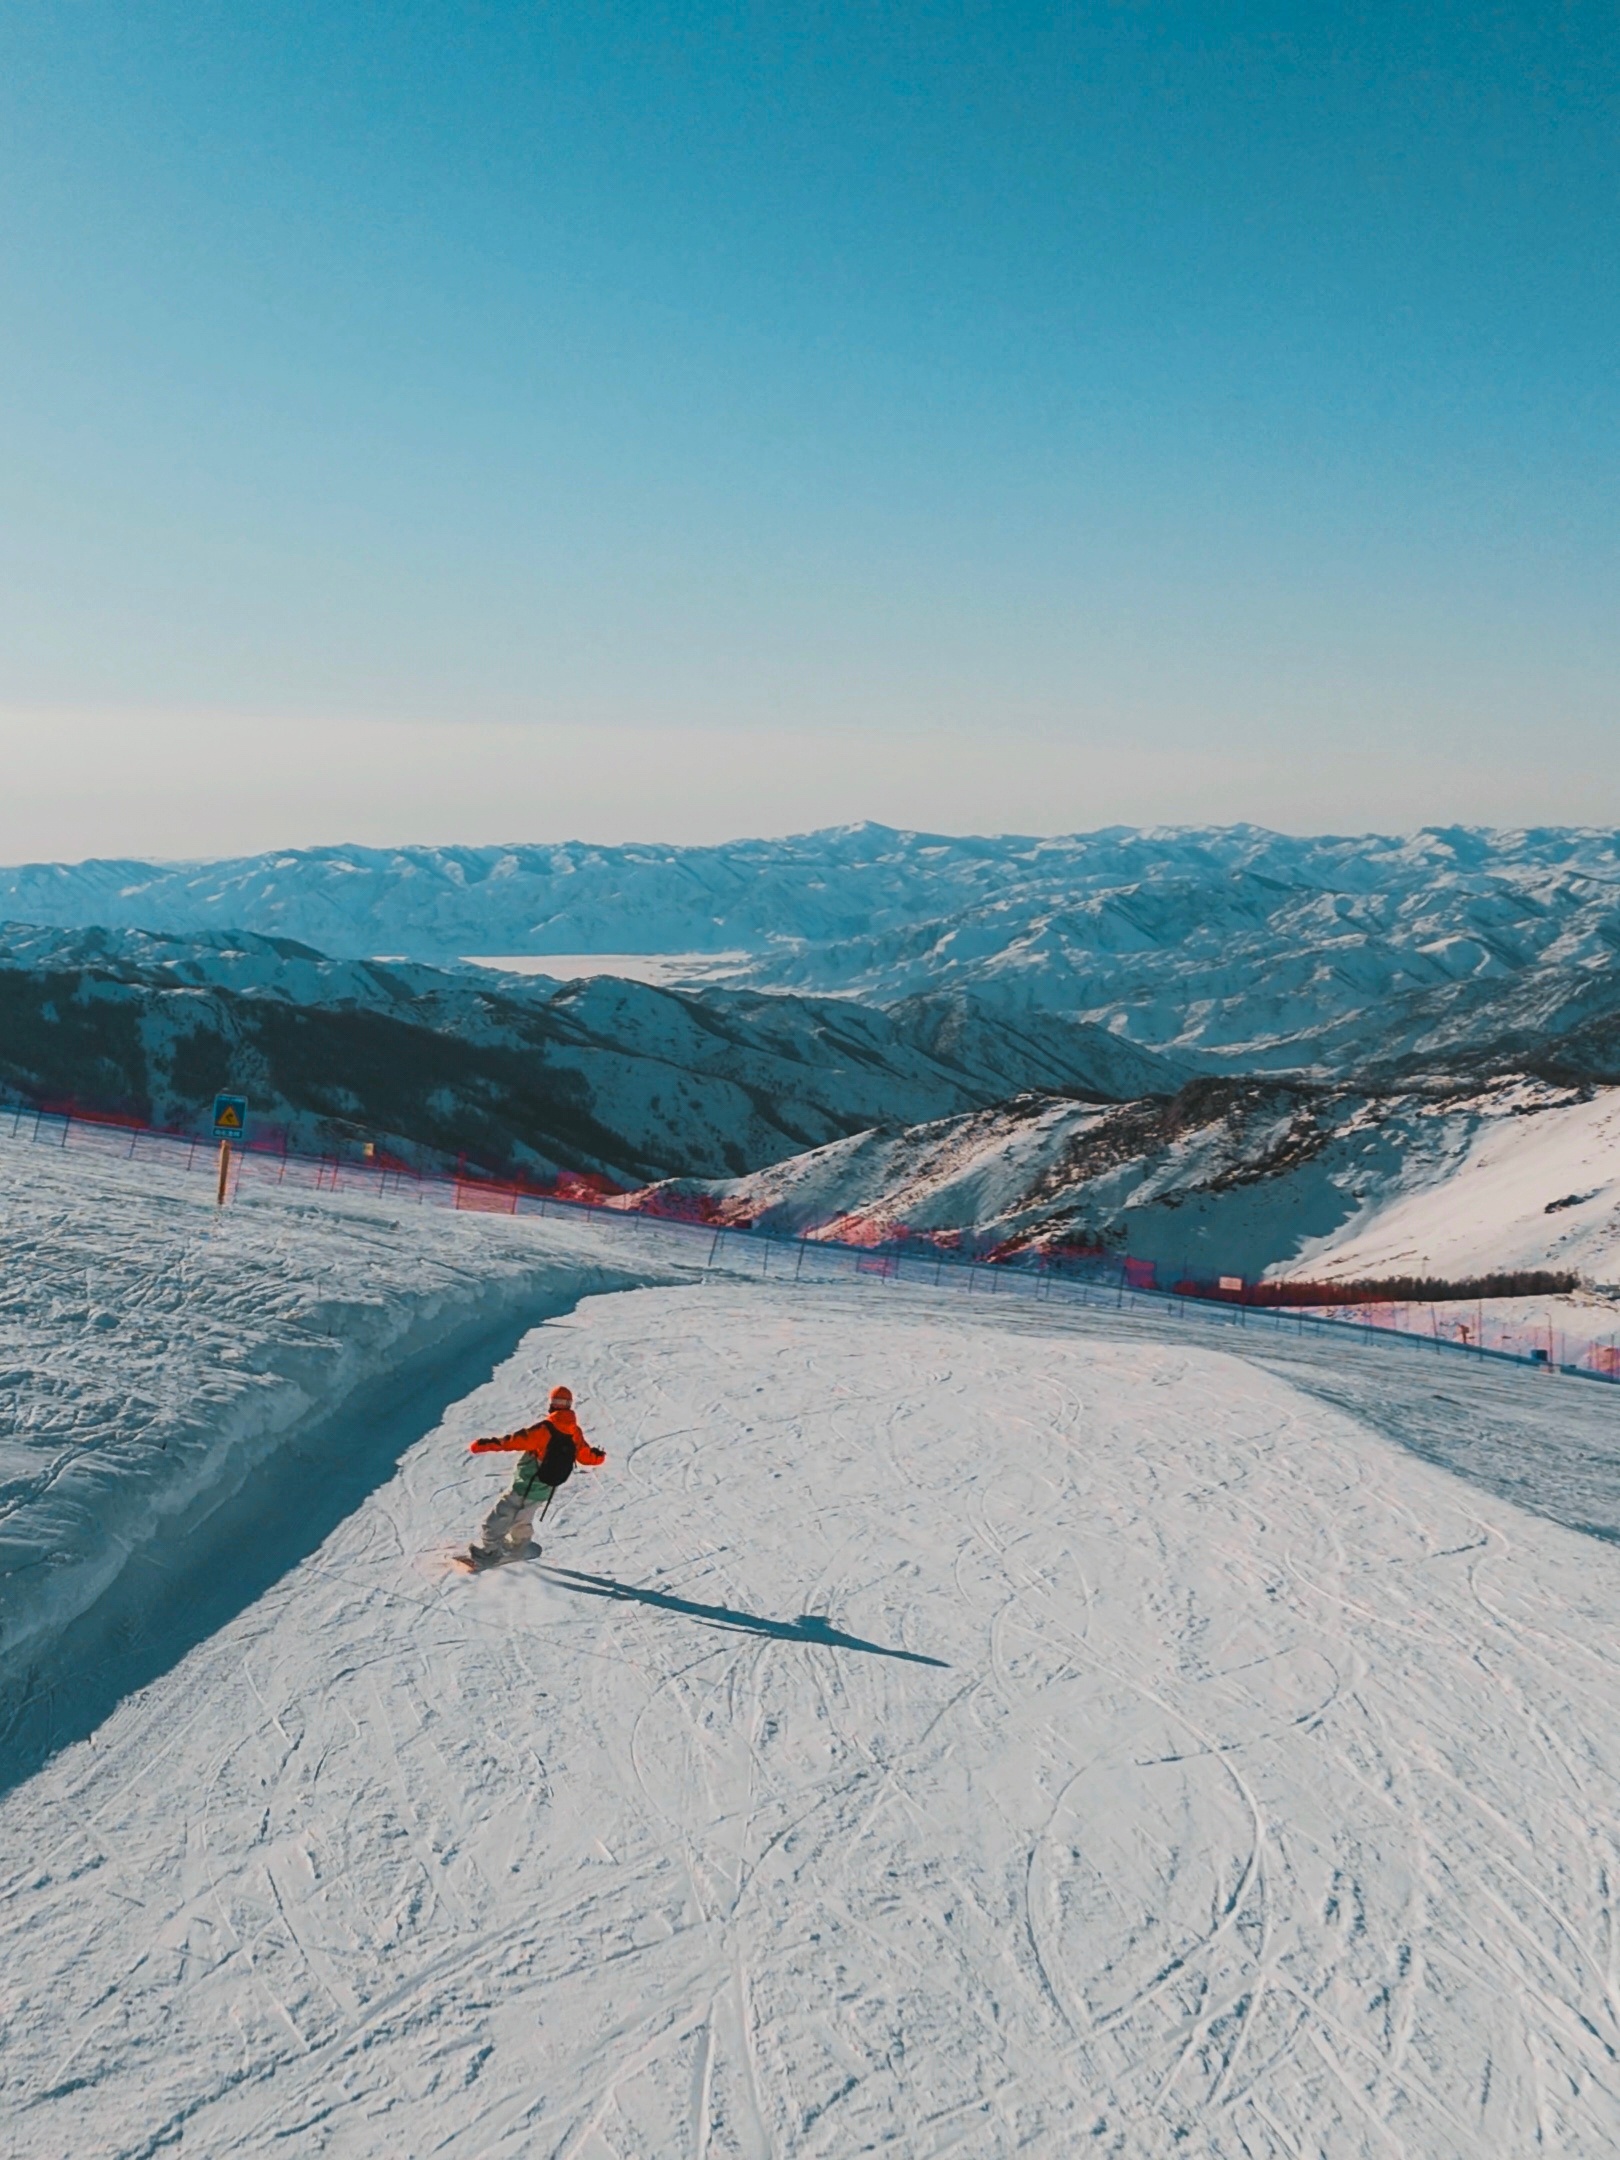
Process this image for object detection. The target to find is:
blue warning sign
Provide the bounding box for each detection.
[212,1093,248,1141]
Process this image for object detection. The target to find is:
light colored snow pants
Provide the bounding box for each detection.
[480,1486,553,1554]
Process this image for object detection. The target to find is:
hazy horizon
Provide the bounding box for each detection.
[4,805,1619,879]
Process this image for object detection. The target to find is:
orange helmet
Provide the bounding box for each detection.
[549,1385,573,1408]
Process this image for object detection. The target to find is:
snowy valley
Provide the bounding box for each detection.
[2,814,1618,2154]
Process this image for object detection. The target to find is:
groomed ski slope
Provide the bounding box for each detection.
[6,1282,1620,2156]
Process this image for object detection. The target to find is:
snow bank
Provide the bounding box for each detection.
[0,1127,665,1706]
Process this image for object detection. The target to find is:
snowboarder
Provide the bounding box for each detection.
[459,1385,604,1570]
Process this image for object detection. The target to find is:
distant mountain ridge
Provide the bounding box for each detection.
[3,822,1618,1080]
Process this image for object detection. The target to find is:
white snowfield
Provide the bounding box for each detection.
[1290,1082,1620,1288]
[6,1258,1620,2154]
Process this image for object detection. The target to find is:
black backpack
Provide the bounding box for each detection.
[536,1418,576,1487]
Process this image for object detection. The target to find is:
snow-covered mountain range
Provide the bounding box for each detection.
[0,924,1179,1183]
[3,829,1617,1288]
[4,822,1618,1077]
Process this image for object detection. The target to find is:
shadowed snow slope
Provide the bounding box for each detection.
[6,1278,1620,2154]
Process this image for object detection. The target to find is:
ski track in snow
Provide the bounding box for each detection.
[4,1274,1620,2156]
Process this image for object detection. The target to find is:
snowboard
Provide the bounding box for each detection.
[450,1544,542,1575]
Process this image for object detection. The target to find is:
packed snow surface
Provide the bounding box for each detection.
[6,1257,1620,2152]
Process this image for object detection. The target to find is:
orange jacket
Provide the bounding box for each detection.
[468,1407,605,1469]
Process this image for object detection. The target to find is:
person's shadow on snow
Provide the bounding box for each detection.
[543,1566,948,1667]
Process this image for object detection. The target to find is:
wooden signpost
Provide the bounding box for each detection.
[212,1093,248,1205]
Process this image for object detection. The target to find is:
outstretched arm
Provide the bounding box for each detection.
[468,1425,546,1455]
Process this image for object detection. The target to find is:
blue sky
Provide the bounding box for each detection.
[1,2,1616,853]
